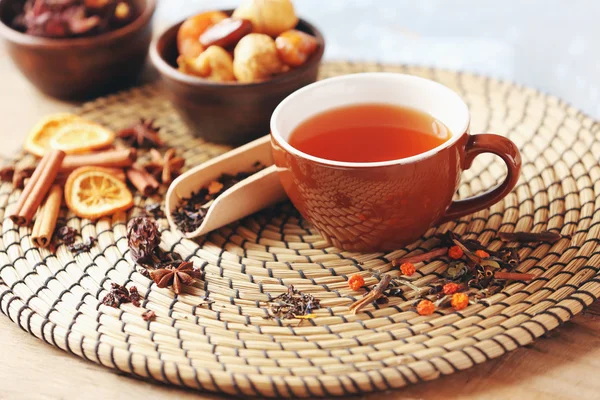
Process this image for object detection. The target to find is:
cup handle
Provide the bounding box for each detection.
[438,134,522,224]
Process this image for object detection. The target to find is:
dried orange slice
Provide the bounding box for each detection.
[24,113,82,157]
[65,167,133,220]
[50,121,115,154]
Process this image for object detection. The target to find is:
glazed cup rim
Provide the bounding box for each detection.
[0,0,156,48]
[270,72,471,168]
[149,14,325,89]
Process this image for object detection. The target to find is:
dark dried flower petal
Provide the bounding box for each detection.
[55,225,77,246]
[142,310,156,321]
[68,236,96,255]
[101,283,142,308]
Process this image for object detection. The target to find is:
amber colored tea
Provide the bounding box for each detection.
[289,103,451,162]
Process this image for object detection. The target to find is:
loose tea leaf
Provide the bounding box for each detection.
[266,285,321,319]
[172,163,265,233]
[144,203,165,219]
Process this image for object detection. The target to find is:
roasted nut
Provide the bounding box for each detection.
[232,0,298,37]
[233,33,283,83]
[275,29,318,67]
[177,46,235,82]
[177,11,228,59]
[200,18,253,49]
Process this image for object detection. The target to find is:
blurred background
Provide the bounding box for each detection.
[158,0,600,117]
[2,0,599,154]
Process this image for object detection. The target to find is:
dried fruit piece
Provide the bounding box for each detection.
[442,282,460,295]
[200,17,252,48]
[451,292,469,310]
[347,274,365,291]
[50,121,115,154]
[65,166,133,219]
[400,262,416,276]
[232,0,298,37]
[233,33,283,83]
[24,113,82,157]
[448,245,464,260]
[276,29,318,67]
[177,11,228,59]
[475,249,490,259]
[416,299,435,316]
[178,46,235,82]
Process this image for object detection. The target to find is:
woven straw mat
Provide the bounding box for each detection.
[1,62,600,398]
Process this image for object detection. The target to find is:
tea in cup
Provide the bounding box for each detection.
[270,73,521,252]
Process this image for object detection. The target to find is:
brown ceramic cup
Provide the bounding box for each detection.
[271,73,521,252]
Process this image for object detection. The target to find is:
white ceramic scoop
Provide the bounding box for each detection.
[165,135,287,238]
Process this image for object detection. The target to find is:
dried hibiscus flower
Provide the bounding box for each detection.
[127,216,161,264]
[13,0,136,38]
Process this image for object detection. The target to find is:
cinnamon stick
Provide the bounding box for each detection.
[494,272,536,281]
[9,150,65,226]
[392,247,448,266]
[126,166,159,196]
[498,231,562,243]
[349,274,392,314]
[12,166,35,189]
[32,185,62,248]
[61,148,137,171]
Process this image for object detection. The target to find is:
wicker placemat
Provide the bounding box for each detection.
[1,62,599,398]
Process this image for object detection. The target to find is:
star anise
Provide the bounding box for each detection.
[149,261,200,294]
[117,119,164,149]
[144,148,185,184]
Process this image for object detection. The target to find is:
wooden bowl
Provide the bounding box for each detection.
[150,14,325,146]
[0,0,156,100]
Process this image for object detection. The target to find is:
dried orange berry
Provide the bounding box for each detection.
[348,274,365,291]
[443,282,460,295]
[475,249,490,259]
[451,293,469,310]
[416,299,435,316]
[400,262,416,276]
[448,245,464,259]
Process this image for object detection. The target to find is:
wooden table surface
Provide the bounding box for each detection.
[2,38,600,400]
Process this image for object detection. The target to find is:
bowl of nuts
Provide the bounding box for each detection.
[0,0,156,100]
[150,0,324,145]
